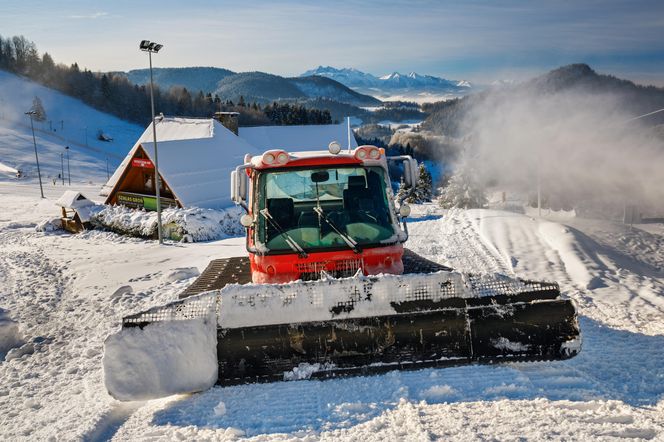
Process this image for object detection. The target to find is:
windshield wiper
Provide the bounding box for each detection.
[260,208,308,258]
[313,206,361,254]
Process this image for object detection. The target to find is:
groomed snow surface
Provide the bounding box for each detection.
[1,186,663,440]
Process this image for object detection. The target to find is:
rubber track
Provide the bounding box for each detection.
[402,248,453,274]
[179,249,451,299]
[179,256,251,299]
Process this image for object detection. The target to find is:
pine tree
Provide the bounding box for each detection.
[395,178,408,202]
[31,96,46,121]
[395,163,433,204]
[437,166,487,209]
[413,163,433,202]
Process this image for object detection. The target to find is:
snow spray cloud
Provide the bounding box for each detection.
[461,88,664,217]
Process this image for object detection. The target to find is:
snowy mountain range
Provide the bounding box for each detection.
[124,67,380,107]
[300,66,473,102]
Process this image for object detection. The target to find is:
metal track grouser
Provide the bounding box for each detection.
[103,145,580,400]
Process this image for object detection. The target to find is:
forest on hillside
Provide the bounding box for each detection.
[0,35,331,127]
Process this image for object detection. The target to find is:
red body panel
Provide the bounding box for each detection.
[247,147,403,284]
[249,244,404,284]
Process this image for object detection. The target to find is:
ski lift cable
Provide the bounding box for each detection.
[625,107,664,122]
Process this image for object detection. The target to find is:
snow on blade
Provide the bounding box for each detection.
[491,337,530,353]
[103,316,217,401]
[217,272,468,329]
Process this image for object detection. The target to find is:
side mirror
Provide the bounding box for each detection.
[403,158,418,188]
[231,168,248,204]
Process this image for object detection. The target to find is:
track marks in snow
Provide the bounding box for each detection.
[409,208,508,274]
[410,208,664,335]
[83,401,144,442]
[0,231,113,440]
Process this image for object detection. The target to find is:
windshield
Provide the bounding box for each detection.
[256,166,396,252]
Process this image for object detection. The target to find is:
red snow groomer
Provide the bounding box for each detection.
[106,143,580,398]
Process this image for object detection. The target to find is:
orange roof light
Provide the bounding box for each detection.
[262,150,289,166]
[354,146,381,161]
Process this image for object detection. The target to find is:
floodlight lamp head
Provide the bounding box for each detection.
[25,110,36,116]
[153,44,163,52]
[139,40,150,50]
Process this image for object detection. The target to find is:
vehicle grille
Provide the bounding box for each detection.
[296,258,363,281]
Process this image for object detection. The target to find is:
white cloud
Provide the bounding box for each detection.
[68,12,108,19]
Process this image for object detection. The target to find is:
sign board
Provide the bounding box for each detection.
[117,192,177,211]
[132,158,154,169]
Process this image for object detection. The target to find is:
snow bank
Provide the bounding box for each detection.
[103,316,217,401]
[0,309,24,360]
[35,217,64,232]
[0,161,19,176]
[91,205,244,241]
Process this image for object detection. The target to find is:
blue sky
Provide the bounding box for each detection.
[1,0,663,85]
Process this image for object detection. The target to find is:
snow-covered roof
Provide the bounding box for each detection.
[103,118,259,208]
[138,117,214,142]
[101,117,219,197]
[239,121,357,153]
[56,190,95,209]
[141,127,257,208]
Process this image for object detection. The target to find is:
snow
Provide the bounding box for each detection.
[183,269,559,330]
[0,70,144,184]
[54,189,95,209]
[0,160,19,176]
[103,315,218,401]
[90,204,244,241]
[0,308,23,360]
[1,104,664,440]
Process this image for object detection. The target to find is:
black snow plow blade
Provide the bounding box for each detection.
[217,297,578,384]
[119,251,581,386]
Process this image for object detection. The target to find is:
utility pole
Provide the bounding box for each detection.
[61,152,65,185]
[65,146,71,185]
[106,157,110,180]
[25,111,44,198]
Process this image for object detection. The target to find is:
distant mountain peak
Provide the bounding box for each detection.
[300,66,474,101]
[380,71,401,80]
[549,63,596,78]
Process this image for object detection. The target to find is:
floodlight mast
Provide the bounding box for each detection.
[140,40,164,245]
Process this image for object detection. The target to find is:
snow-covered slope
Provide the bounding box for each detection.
[0,70,143,185]
[0,187,662,440]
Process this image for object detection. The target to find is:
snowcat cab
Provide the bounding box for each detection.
[232,145,416,284]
